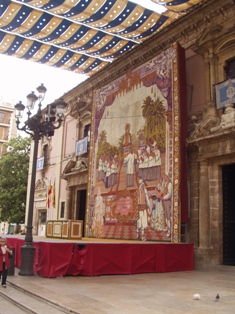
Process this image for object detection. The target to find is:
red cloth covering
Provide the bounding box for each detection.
[6,238,194,278]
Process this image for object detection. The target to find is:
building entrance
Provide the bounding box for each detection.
[76,189,87,236]
[222,164,235,265]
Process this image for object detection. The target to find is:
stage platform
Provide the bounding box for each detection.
[6,236,194,278]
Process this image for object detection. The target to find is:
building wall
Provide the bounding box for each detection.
[63,116,77,159]
[185,50,207,118]
[0,100,17,156]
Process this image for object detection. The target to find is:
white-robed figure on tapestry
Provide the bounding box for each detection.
[150,178,165,231]
[136,179,151,240]
[92,187,105,238]
[123,148,136,187]
[161,174,172,237]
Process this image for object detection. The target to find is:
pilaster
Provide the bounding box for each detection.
[65,185,72,220]
[199,159,210,248]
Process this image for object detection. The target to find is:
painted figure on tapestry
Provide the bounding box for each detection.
[161,174,172,237]
[136,179,150,240]
[151,178,165,231]
[88,45,181,242]
[92,188,105,238]
[124,148,135,187]
[123,123,132,147]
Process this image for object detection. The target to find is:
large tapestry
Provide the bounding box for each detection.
[87,43,186,243]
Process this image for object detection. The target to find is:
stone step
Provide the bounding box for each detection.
[0,282,80,314]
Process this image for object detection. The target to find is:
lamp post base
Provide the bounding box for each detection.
[18,245,36,276]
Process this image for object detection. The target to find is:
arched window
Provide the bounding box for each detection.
[225,58,235,79]
[84,124,91,141]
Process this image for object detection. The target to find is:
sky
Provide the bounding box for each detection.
[0,54,87,106]
[130,0,166,13]
[0,0,166,109]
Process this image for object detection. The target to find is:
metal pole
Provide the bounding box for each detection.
[14,95,66,275]
[18,132,39,276]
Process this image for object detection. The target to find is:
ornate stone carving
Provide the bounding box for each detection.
[61,157,88,182]
[71,157,88,172]
[188,115,220,141]
[68,95,92,120]
[188,115,200,137]
[196,23,223,47]
[211,105,235,133]
[35,176,47,190]
[62,160,76,176]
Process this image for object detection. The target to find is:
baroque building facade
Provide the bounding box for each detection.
[30,0,235,268]
[0,99,17,235]
[0,99,17,156]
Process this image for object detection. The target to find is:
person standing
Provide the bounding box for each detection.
[0,237,13,288]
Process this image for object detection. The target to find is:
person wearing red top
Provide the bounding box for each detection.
[0,238,13,288]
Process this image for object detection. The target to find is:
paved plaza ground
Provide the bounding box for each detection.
[5,266,235,314]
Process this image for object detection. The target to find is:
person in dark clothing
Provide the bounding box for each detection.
[0,237,13,288]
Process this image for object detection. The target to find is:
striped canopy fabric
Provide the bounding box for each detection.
[0,0,203,76]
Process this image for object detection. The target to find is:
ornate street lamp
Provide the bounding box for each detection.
[14,84,67,276]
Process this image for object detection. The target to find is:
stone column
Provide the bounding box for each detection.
[32,206,38,236]
[187,158,199,246]
[203,49,218,117]
[65,185,72,219]
[199,159,210,248]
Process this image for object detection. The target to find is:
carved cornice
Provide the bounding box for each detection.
[187,126,235,147]
[188,104,235,147]
[66,171,88,187]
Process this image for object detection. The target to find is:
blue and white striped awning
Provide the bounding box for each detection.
[0,0,203,76]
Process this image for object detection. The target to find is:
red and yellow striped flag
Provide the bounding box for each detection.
[52,178,56,208]
[46,180,52,209]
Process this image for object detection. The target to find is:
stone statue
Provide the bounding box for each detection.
[188,115,199,136]
[71,158,88,172]
[211,104,235,133]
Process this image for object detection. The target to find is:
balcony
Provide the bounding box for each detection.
[0,119,11,126]
[0,137,9,143]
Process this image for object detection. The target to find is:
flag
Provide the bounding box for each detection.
[46,180,52,209]
[214,78,235,110]
[52,177,56,208]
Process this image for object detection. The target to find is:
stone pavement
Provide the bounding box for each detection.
[5,266,235,314]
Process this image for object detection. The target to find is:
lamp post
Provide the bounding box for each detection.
[14,84,67,276]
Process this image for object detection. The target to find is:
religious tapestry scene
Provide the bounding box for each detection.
[87,44,183,242]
